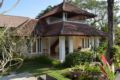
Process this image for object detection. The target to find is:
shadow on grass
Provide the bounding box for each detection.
[15,60,63,76]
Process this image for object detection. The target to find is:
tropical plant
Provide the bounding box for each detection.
[115,27,120,45]
[99,54,116,80]
[63,51,93,67]
[63,64,100,80]
[0,27,23,74]
[112,45,120,67]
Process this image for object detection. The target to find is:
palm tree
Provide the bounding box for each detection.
[107,0,114,61]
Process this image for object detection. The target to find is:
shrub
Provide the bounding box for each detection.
[63,51,93,67]
[63,64,100,80]
[96,42,107,54]
[112,45,120,67]
[24,55,61,67]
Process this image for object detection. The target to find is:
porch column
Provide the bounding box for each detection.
[68,37,73,53]
[96,37,100,47]
[59,36,65,63]
[90,37,94,49]
[84,37,86,48]
[48,37,51,55]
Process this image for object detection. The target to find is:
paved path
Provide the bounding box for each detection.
[115,74,120,80]
[0,73,37,80]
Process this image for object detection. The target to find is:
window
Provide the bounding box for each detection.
[81,38,90,48]
[29,37,42,54]
[32,40,36,53]
[37,38,42,53]
[82,38,84,48]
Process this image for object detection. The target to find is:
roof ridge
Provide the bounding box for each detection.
[0,14,30,19]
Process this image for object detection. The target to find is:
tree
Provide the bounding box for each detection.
[0,0,3,8]
[36,5,53,19]
[69,0,119,61]
[69,0,119,30]
[107,0,114,61]
[0,28,24,73]
[0,0,20,14]
[0,0,23,73]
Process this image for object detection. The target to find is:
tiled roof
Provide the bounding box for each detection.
[14,19,38,36]
[40,2,96,19]
[0,15,105,37]
[43,21,106,37]
[0,15,29,27]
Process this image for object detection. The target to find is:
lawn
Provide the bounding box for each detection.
[16,57,70,80]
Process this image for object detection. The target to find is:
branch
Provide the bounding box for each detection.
[0,0,20,14]
[0,0,4,8]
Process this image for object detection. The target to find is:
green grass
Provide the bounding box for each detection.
[15,58,70,80]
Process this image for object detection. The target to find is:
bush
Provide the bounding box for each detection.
[63,51,93,67]
[63,64,100,80]
[96,42,107,54]
[24,55,61,67]
[112,45,120,67]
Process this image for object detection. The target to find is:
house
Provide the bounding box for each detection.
[0,2,105,62]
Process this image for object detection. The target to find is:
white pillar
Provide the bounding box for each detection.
[84,37,86,48]
[59,36,65,63]
[30,40,33,54]
[36,39,38,54]
[89,37,91,48]
[91,37,94,48]
[96,37,100,47]
[48,37,51,55]
[68,37,73,53]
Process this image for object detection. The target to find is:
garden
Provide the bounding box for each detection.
[1,43,120,80]
[0,0,120,80]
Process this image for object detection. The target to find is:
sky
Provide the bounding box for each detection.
[0,0,62,18]
[0,0,120,19]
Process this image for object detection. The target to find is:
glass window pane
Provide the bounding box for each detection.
[32,40,36,53]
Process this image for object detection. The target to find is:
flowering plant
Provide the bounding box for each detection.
[99,54,115,80]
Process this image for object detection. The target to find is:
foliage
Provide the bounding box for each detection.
[63,51,93,67]
[36,5,53,19]
[69,0,120,30]
[25,55,60,67]
[17,56,70,80]
[115,27,120,45]
[63,64,100,80]
[99,54,116,80]
[0,28,23,74]
[35,0,120,29]
[96,42,107,55]
[48,71,70,80]
[112,45,120,67]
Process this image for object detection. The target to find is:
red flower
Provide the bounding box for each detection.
[101,54,107,65]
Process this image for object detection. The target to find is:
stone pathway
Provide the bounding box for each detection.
[0,72,37,80]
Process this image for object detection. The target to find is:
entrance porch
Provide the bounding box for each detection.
[48,36,100,62]
[28,36,100,62]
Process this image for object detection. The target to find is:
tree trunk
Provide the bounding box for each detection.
[107,0,114,61]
